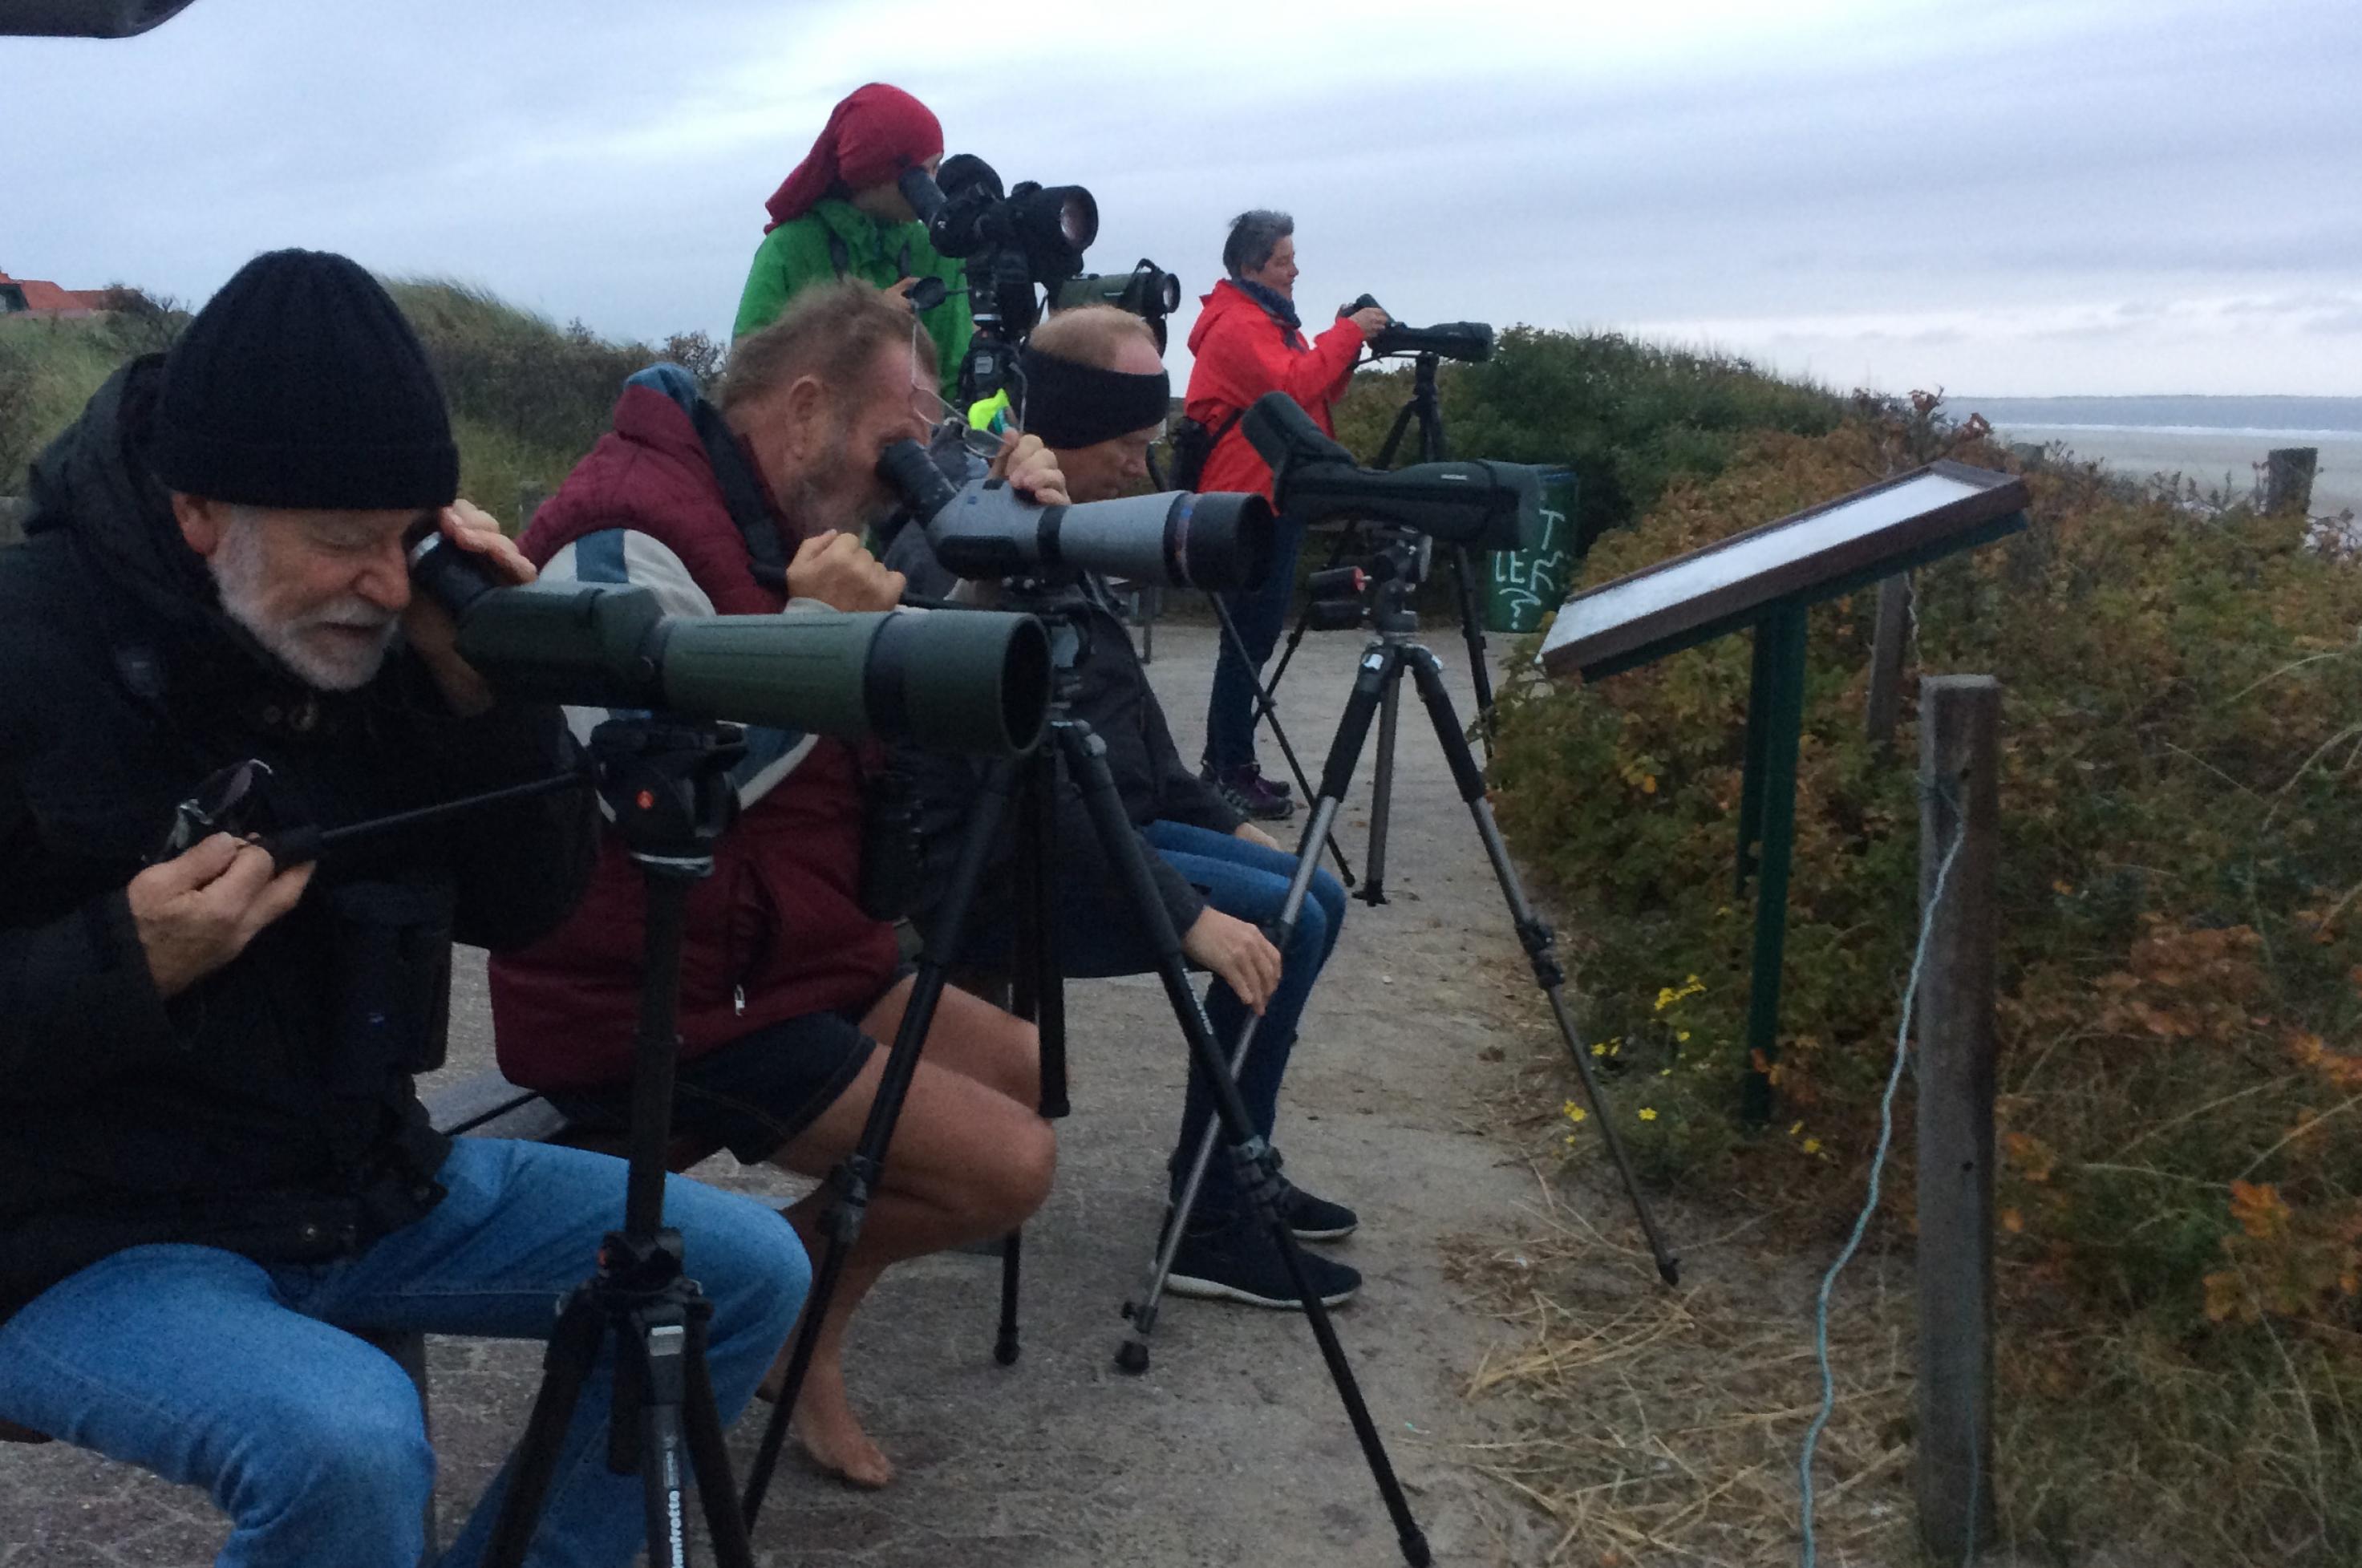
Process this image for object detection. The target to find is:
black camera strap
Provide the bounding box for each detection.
[684,394,793,593]
[824,233,915,285]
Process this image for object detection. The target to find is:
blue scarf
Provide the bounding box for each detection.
[1234,277,1302,335]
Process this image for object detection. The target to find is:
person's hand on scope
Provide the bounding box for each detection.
[1346,304,1392,342]
[407,499,535,717]
[128,833,315,1000]
[1181,906,1282,1015]
[883,277,922,305]
[788,529,906,612]
[989,430,1072,508]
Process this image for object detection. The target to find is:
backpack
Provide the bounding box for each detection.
[1165,408,1243,493]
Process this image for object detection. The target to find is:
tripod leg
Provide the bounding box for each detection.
[633,1310,693,1568]
[1059,716,1431,1567]
[1448,545,1498,756]
[1121,648,1392,1364]
[996,756,1067,1371]
[1019,756,1070,1120]
[1117,793,1347,1371]
[996,1232,1023,1366]
[681,1303,757,1568]
[740,753,1027,1530]
[1402,648,1682,1286]
[1213,595,1356,886]
[484,1294,606,1568]
[1373,392,1420,471]
[1359,657,1403,905]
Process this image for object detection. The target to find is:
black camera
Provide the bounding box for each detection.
[1343,294,1494,363]
[1242,393,1542,553]
[877,440,1273,593]
[900,154,1098,371]
[901,155,1097,282]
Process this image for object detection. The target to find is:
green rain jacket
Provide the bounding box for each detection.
[731,197,972,402]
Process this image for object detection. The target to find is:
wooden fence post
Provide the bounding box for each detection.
[1916,675,2000,1558]
[2265,448,2318,516]
[1864,573,1910,755]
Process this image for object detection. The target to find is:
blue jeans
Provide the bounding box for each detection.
[0,1139,808,1568]
[1047,820,1345,1217]
[1204,513,1307,772]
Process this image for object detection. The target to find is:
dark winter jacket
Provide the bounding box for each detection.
[884,519,1243,937]
[1182,278,1367,502]
[0,359,595,1318]
[488,371,902,1092]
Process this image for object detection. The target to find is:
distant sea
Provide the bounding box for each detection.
[1961,396,2362,516]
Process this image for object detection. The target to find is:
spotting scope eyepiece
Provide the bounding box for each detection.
[876,440,1274,593]
[1241,392,1544,553]
[407,530,1050,757]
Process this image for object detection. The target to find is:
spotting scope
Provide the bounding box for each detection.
[1341,294,1494,363]
[409,531,1051,757]
[875,441,1275,592]
[1242,393,1544,553]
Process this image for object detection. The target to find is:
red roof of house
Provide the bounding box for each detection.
[0,271,112,317]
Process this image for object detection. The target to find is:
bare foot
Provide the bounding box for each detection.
[757,1344,893,1489]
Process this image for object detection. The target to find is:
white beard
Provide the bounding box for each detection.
[209,509,398,692]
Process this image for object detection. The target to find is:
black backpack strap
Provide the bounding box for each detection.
[686,396,793,591]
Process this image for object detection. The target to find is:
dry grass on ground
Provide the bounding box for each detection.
[1448,1153,1920,1568]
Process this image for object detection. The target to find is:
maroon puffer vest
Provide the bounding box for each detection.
[488,383,899,1090]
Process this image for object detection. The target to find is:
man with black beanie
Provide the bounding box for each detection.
[887,304,1363,1311]
[0,249,808,1567]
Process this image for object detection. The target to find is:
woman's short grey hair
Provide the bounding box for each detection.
[1223,209,1294,279]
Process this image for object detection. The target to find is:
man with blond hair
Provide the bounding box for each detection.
[491,280,1069,1489]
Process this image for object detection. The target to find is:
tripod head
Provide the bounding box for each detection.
[587,717,743,876]
[1301,531,1428,638]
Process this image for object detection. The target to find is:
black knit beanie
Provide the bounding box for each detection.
[148,249,460,509]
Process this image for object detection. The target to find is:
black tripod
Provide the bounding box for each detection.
[486,719,758,1568]
[1123,557,1681,1355]
[739,592,1432,1566]
[1257,351,1498,781]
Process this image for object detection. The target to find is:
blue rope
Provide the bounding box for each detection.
[1797,793,1967,1567]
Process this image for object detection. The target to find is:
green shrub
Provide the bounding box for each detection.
[0,278,720,523]
[1489,409,2362,1558]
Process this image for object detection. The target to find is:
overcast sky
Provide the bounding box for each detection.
[4,0,2356,397]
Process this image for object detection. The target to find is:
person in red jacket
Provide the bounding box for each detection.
[489,281,1068,1490]
[1184,209,1388,820]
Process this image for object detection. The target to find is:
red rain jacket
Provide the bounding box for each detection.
[1182,278,1367,503]
[487,383,898,1091]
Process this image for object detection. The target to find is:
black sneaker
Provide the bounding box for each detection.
[1274,1177,1358,1242]
[1165,1218,1361,1310]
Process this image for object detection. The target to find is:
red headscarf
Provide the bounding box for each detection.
[763,83,943,233]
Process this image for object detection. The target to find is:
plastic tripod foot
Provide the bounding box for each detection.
[994,1331,1020,1367]
[1115,1339,1149,1375]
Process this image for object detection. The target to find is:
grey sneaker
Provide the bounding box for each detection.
[1204,763,1295,821]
